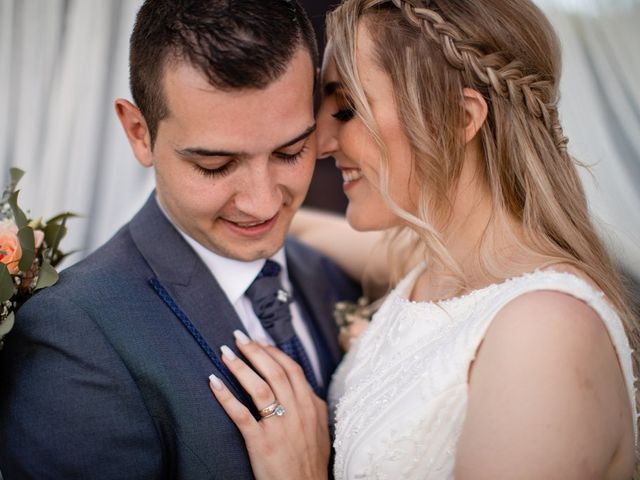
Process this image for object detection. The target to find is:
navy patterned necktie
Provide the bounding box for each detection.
[245,260,319,394]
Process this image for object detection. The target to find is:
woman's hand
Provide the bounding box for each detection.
[209,330,330,480]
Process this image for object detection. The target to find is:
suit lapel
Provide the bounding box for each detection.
[128,195,246,392]
[128,197,343,398]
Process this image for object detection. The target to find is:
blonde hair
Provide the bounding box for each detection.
[327,0,639,440]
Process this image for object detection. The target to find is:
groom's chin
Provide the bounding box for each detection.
[221,244,285,262]
[206,233,287,262]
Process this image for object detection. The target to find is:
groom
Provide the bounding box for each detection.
[0,1,359,478]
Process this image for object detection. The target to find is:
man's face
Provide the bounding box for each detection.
[150,48,316,261]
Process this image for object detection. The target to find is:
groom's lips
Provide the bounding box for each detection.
[221,213,279,238]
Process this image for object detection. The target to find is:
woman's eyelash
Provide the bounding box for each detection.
[332,107,355,122]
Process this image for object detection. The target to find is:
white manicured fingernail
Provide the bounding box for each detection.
[220,345,237,361]
[233,330,251,345]
[209,373,223,391]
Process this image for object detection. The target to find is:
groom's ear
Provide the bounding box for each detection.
[115,99,154,168]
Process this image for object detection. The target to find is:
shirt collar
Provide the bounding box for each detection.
[155,196,289,305]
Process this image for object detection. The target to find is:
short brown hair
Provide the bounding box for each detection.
[129,0,318,146]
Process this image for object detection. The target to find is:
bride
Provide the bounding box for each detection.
[207,0,638,478]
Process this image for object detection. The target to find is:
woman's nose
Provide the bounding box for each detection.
[316,100,339,160]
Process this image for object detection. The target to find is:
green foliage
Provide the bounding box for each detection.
[0,312,15,336]
[8,191,28,229]
[35,257,59,291]
[44,214,76,262]
[0,167,77,347]
[0,263,15,302]
[17,226,36,273]
[9,168,24,187]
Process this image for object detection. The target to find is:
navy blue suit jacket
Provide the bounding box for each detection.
[0,196,360,479]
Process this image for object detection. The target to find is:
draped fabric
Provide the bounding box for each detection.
[0,0,638,280]
[0,0,151,261]
[539,1,640,279]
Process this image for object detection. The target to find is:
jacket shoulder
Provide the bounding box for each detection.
[24,224,148,307]
[286,236,361,298]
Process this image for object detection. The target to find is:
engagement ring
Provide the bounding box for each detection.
[259,400,286,419]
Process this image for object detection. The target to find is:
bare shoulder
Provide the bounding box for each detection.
[479,289,620,421]
[490,288,608,349]
[487,262,615,356]
[454,287,635,479]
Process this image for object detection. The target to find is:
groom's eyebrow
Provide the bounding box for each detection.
[175,124,317,158]
[275,124,316,150]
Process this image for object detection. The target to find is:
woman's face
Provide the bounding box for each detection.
[317,24,418,232]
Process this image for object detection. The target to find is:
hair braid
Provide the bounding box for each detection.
[389,0,569,153]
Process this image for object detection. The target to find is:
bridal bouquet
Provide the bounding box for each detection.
[0,168,74,348]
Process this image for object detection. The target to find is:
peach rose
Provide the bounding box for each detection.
[0,221,22,274]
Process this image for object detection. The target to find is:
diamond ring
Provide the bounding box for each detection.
[259,400,286,419]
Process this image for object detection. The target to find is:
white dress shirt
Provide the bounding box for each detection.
[156,199,322,385]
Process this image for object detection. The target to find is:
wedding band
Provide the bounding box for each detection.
[259,400,279,417]
[259,400,286,419]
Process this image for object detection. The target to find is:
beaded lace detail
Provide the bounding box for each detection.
[328,265,637,480]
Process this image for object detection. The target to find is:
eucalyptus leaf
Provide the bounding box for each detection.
[35,258,59,291]
[9,168,25,187]
[49,223,67,253]
[17,226,35,272]
[0,263,15,302]
[46,212,79,225]
[0,311,15,336]
[50,249,80,268]
[44,222,66,250]
[8,191,28,229]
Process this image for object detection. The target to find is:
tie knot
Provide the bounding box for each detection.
[259,259,281,278]
[245,259,294,343]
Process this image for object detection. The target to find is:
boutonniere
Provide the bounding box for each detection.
[0,168,76,348]
[333,296,385,352]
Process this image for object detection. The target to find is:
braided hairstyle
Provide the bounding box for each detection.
[327,0,638,414]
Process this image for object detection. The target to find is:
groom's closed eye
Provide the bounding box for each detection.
[175,122,318,180]
[191,161,237,178]
[273,145,309,164]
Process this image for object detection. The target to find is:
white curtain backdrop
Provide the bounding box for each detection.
[0,0,150,263]
[0,0,638,279]
[538,0,640,279]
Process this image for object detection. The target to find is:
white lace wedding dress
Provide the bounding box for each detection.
[328,264,637,480]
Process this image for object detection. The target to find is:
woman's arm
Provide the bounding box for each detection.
[291,208,424,299]
[454,291,634,479]
[290,208,387,283]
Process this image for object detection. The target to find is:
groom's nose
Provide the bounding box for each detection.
[232,160,284,218]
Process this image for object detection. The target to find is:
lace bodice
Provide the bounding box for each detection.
[328,265,637,480]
